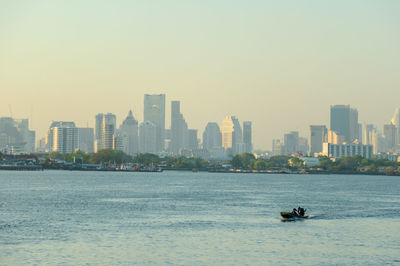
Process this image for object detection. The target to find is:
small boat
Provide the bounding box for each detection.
[280,211,309,219]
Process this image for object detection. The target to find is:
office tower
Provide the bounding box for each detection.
[187,129,198,150]
[139,121,157,153]
[46,121,79,154]
[330,105,351,142]
[391,108,400,145]
[283,131,299,155]
[170,101,188,154]
[221,116,243,155]
[383,124,396,151]
[202,122,222,151]
[144,94,165,152]
[118,110,139,156]
[272,139,283,156]
[243,121,252,153]
[95,113,116,151]
[78,127,94,153]
[349,108,359,141]
[363,124,375,145]
[327,130,345,145]
[309,125,327,156]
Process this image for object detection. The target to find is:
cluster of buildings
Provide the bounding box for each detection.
[33,94,252,159]
[273,105,400,160]
[0,118,35,154]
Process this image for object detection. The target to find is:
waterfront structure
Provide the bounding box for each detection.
[46,121,78,154]
[221,116,243,155]
[139,120,157,153]
[309,125,327,156]
[0,117,35,154]
[243,121,252,153]
[118,110,139,156]
[169,101,188,155]
[144,94,165,152]
[322,142,373,159]
[78,127,94,153]
[95,113,116,151]
[283,131,299,155]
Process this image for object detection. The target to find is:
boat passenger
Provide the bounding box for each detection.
[299,207,305,216]
[292,208,298,216]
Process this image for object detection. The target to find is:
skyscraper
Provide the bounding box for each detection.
[283,131,299,155]
[309,125,327,156]
[0,117,35,154]
[330,105,351,142]
[243,121,252,153]
[383,124,396,151]
[78,127,94,153]
[170,101,188,155]
[391,107,400,146]
[139,120,157,153]
[144,94,165,152]
[202,122,222,151]
[349,108,359,141]
[119,110,139,156]
[95,113,116,151]
[221,116,243,155]
[46,121,78,154]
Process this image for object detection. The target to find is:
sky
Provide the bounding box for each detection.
[0,0,399,149]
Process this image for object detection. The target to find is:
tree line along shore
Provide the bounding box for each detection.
[0,150,400,175]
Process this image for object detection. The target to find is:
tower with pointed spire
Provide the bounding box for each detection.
[118,110,139,156]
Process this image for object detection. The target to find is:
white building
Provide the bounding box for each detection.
[95,113,116,151]
[46,121,79,154]
[322,142,373,159]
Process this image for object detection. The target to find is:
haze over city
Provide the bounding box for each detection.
[1,1,400,149]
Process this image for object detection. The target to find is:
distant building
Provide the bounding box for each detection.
[322,142,373,159]
[283,131,299,155]
[169,101,188,155]
[139,120,157,153]
[203,122,222,151]
[272,139,283,156]
[363,124,375,146]
[0,117,35,154]
[330,105,358,143]
[327,130,345,145]
[78,127,94,153]
[95,113,116,151]
[309,125,327,156]
[383,124,396,152]
[144,94,165,152]
[221,116,243,155]
[46,121,79,154]
[118,110,139,156]
[390,107,400,146]
[187,129,198,150]
[243,121,252,153]
[298,137,308,156]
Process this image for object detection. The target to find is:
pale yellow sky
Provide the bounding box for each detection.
[1,1,399,149]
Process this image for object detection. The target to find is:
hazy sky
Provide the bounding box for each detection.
[1,0,399,149]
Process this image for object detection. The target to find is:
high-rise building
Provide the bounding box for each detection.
[46,121,79,154]
[243,121,252,153]
[283,131,299,155]
[78,127,94,153]
[330,105,351,142]
[349,108,359,141]
[390,108,400,146]
[139,120,157,153]
[383,124,396,151]
[169,101,188,155]
[363,124,375,146]
[95,113,116,151]
[187,129,198,150]
[272,139,283,156]
[144,94,165,152]
[309,125,327,156]
[202,122,222,151]
[221,116,243,155]
[119,110,139,156]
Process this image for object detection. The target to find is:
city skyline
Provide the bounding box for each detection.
[1,1,400,149]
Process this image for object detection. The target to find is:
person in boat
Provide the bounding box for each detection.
[292,208,298,216]
[298,207,306,217]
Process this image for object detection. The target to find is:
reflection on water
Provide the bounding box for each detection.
[0,171,399,265]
